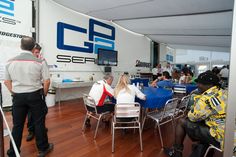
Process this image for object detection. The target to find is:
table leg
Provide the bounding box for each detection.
[59,88,61,107]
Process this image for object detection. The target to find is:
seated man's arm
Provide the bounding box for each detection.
[104,84,114,97]
[187,96,212,122]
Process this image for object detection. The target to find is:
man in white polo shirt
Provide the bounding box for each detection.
[86,74,114,126]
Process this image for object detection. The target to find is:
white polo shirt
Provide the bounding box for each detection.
[89,80,114,106]
[4,50,50,93]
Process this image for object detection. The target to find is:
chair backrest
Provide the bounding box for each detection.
[83,94,97,114]
[114,103,140,123]
[173,85,187,94]
[178,95,191,109]
[161,98,179,120]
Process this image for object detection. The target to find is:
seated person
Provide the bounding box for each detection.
[114,74,146,104]
[184,71,193,84]
[151,71,174,89]
[172,69,180,83]
[86,74,115,126]
[164,71,228,157]
[178,71,186,84]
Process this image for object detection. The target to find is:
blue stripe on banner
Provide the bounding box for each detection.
[0,10,13,16]
[0,0,14,16]
[94,37,114,54]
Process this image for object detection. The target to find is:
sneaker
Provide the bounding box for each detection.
[26,132,34,141]
[85,119,91,127]
[38,143,54,157]
[164,147,182,157]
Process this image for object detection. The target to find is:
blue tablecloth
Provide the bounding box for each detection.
[174,84,197,94]
[131,78,149,87]
[138,87,173,109]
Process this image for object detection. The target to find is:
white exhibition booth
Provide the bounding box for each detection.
[0,0,235,156]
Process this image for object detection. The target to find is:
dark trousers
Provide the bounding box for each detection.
[27,112,34,133]
[87,103,115,114]
[7,89,49,157]
[27,95,48,133]
[185,119,220,157]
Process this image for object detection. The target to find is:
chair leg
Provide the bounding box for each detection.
[112,123,115,153]
[133,122,136,134]
[142,115,146,131]
[204,146,212,157]
[82,114,88,132]
[157,122,164,148]
[171,117,175,132]
[94,115,102,139]
[139,123,143,152]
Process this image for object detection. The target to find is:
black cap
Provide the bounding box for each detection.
[195,71,220,85]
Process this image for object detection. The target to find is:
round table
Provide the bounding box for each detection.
[138,87,173,109]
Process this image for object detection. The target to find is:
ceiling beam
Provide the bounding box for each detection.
[113,9,232,21]
[145,34,231,36]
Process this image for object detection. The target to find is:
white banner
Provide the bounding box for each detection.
[0,0,32,107]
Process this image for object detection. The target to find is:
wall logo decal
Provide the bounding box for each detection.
[57,19,115,54]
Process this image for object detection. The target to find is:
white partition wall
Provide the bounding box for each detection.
[223,0,236,156]
[39,0,151,101]
[0,0,32,107]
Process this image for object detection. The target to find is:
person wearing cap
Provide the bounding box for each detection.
[164,71,228,157]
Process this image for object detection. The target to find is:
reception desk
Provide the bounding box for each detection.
[51,81,94,105]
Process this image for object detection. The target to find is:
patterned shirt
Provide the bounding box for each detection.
[188,86,227,148]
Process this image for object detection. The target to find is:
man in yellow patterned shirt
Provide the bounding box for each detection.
[165,71,227,157]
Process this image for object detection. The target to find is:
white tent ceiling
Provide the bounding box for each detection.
[52,0,234,52]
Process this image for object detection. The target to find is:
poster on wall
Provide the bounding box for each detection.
[0,0,32,107]
[0,0,32,68]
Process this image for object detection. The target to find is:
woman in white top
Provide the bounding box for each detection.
[114,74,146,104]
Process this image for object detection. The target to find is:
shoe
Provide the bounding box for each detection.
[26,132,34,141]
[38,143,54,157]
[85,119,91,127]
[164,147,182,157]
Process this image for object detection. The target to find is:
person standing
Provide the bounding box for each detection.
[4,36,53,157]
[26,43,47,142]
[163,62,173,76]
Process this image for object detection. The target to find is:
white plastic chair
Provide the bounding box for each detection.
[82,94,111,139]
[112,103,143,153]
[142,98,179,147]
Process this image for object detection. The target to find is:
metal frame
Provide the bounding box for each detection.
[112,103,143,153]
[142,98,179,147]
[82,94,111,139]
[204,144,222,157]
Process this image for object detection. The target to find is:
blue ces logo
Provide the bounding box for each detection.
[57,19,115,54]
[0,0,14,17]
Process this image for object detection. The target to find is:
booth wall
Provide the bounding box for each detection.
[39,0,151,101]
[0,0,32,107]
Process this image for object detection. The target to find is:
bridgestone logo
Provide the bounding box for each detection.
[0,31,23,38]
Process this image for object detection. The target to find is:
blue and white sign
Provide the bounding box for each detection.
[57,19,115,54]
[0,0,14,17]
